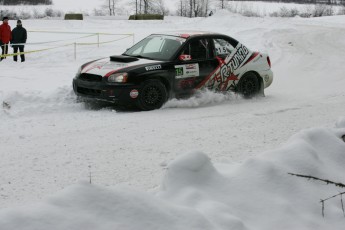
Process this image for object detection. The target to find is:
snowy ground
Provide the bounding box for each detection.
[0,10,345,229]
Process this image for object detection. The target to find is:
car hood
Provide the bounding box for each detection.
[81,56,163,76]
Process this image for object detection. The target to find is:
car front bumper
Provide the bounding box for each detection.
[73,78,140,105]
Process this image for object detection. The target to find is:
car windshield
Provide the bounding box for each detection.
[123,35,186,61]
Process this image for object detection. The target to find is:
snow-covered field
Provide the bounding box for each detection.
[0,9,345,230]
[224,1,345,16]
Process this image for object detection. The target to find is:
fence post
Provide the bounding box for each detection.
[74,42,77,60]
[97,33,100,48]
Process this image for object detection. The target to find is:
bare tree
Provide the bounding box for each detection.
[220,0,226,9]
[135,0,147,14]
[185,0,209,18]
[139,0,149,14]
[149,0,168,15]
[108,0,112,15]
[177,0,190,17]
[193,0,199,17]
[132,0,167,15]
[189,0,193,17]
[106,0,118,16]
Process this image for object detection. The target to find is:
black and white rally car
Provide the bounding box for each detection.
[73,31,273,110]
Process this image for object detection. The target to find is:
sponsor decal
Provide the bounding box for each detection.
[175,64,200,79]
[197,43,251,91]
[175,66,184,77]
[145,65,162,71]
[215,45,232,55]
[83,61,108,73]
[130,89,139,99]
[242,52,260,66]
[186,64,197,70]
[186,70,198,75]
[83,61,129,74]
[220,44,249,80]
[179,55,191,61]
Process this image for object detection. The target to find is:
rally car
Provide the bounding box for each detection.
[73,31,273,110]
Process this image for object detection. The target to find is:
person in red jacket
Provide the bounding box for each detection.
[0,17,12,61]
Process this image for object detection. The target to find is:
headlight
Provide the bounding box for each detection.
[108,73,128,83]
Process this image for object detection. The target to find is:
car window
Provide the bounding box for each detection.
[124,35,186,61]
[213,38,235,57]
[181,38,211,60]
[143,36,165,53]
[130,36,164,55]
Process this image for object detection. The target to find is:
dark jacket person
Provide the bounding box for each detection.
[11,20,27,62]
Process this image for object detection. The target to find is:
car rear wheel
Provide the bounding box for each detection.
[137,79,167,111]
[238,72,260,98]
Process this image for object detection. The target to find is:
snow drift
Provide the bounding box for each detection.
[1,118,344,230]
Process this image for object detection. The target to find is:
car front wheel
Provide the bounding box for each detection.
[137,79,167,111]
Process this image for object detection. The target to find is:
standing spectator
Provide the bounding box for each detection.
[0,17,12,61]
[11,20,27,62]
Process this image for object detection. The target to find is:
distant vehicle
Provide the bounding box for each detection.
[73,31,273,110]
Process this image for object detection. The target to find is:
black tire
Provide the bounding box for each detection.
[137,79,167,111]
[238,72,260,98]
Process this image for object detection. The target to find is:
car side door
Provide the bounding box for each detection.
[172,37,219,98]
[196,36,241,92]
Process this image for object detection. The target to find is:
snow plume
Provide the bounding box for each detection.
[1,87,80,117]
[1,121,345,229]
[163,90,240,108]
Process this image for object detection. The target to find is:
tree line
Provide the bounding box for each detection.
[177,0,211,17]
[229,0,345,6]
[0,0,52,5]
[103,0,210,17]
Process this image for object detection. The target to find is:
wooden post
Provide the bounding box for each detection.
[74,42,77,60]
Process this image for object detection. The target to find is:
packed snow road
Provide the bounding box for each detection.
[1,13,345,208]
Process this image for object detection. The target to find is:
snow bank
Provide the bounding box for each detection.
[160,123,345,230]
[0,183,214,230]
[1,120,344,230]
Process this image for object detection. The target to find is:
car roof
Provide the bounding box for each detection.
[152,31,225,39]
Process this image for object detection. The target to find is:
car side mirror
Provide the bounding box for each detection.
[179,55,192,61]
